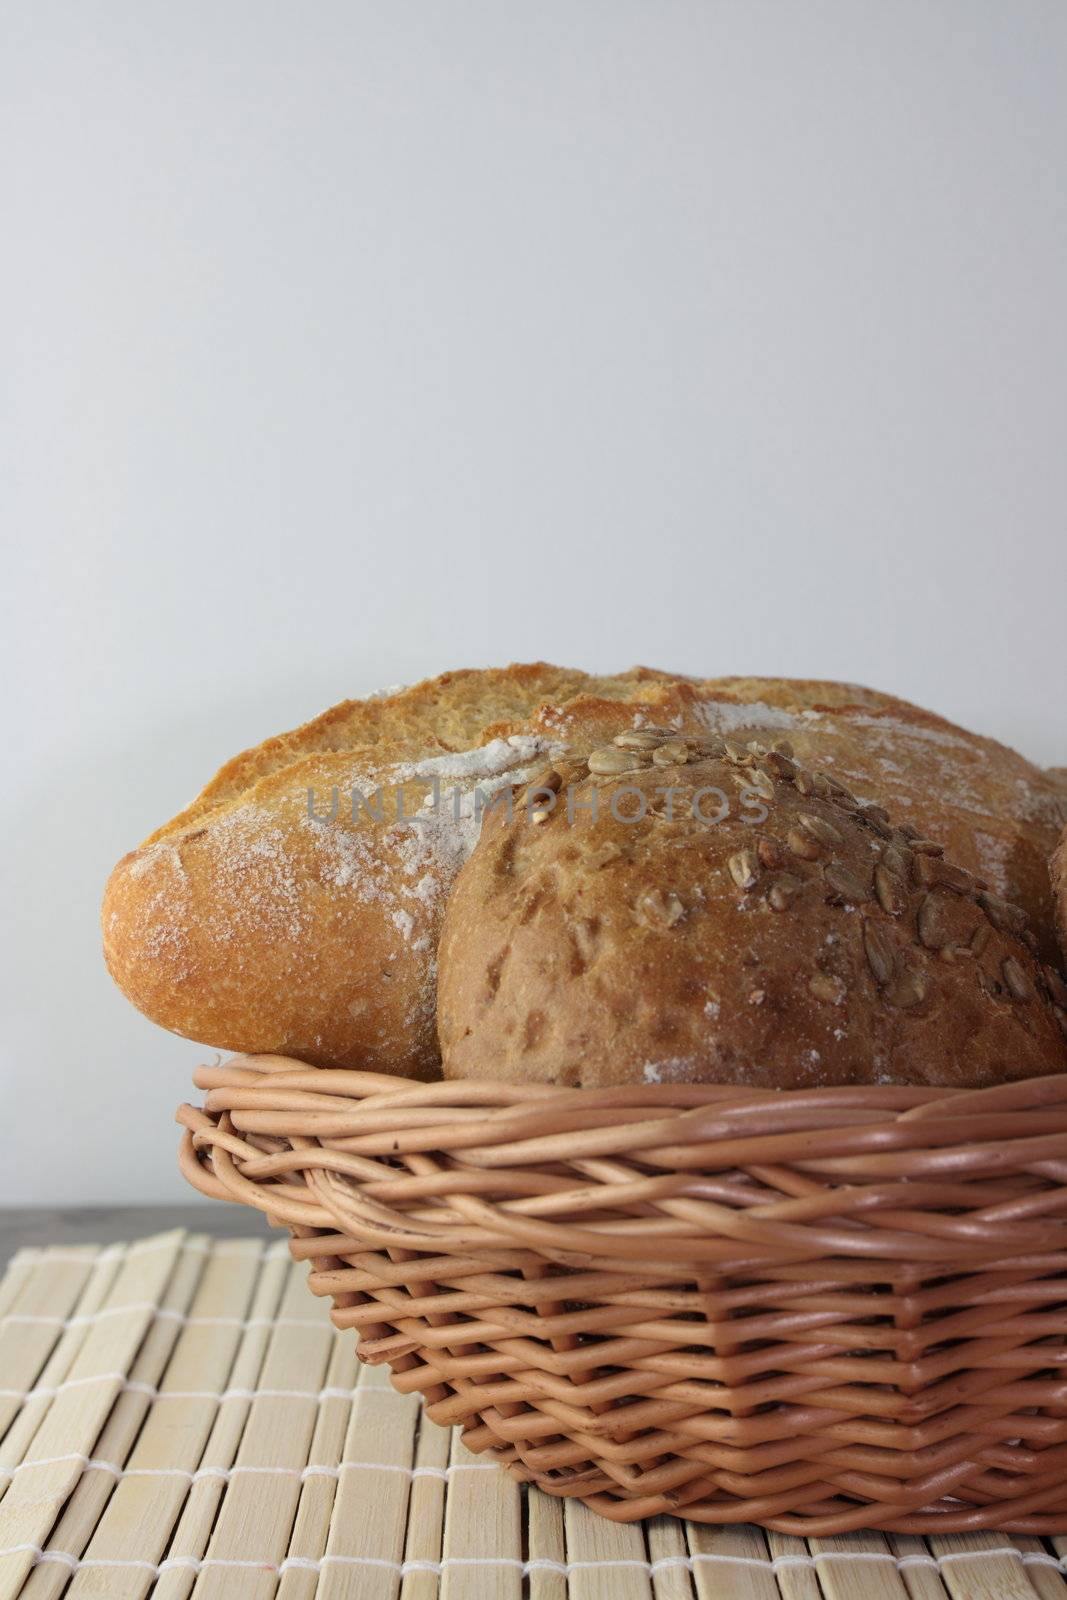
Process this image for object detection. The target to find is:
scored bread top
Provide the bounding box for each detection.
[145,666,942,846]
[146,664,682,844]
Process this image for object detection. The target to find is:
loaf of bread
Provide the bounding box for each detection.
[438,730,1067,1089]
[103,666,677,1076]
[102,664,1067,1073]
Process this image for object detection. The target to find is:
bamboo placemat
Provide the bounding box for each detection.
[2,1233,1067,1599]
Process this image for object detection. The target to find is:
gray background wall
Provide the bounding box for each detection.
[3,1,1066,1203]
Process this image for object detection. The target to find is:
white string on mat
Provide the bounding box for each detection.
[2,1544,1063,1578]
[1,1453,499,1483]
[0,1306,325,1330]
[0,1374,359,1405]
[801,1547,1065,1572]
[6,1419,1051,1561]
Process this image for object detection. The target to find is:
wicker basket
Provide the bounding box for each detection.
[177,1054,1067,1536]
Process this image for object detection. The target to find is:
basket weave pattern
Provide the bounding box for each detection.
[178,1055,1067,1536]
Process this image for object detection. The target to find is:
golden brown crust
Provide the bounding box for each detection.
[106,745,438,1075]
[103,735,569,1075]
[697,674,941,715]
[1054,826,1067,969]
[146,663,590,844]
[103,663,1067,1073]
[438,734,1067,1090]
[146,663,687,845]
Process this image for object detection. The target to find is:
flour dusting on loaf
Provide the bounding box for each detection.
[103,730,564,1073]
[692,699,804,736]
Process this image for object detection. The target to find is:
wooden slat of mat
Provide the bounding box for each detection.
[928,1531,1061,1600]
[0,1248,101,1441]
[527,1488,567,1600]
[885,1534,951,1600]
[150,1239,293,1600]
[686,1522,778,1600]
[0,1233,184,1600]
[0,1249,119,1477]
[811,1532,914,1600]
[564,1497,651,1600]
[1007,1538,1067,1600]
[442,1429,522,1600]
[275,1324,360,1600]
[765,1531,823,1600]
[182,1255,335,1600]
[647,1513,695,1600]
[53,1236,266,1600]
[0,1254,40,1321]
[20,1231,212,1600]
[314,1361,418,1600]
[399,1415,451,1600]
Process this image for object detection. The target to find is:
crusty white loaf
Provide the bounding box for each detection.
[103,666,682,1075]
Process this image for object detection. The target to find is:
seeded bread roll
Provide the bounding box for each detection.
[104,664,1067,1073]
[437,732,1067,1090]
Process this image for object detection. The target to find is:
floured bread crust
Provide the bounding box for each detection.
[438,735,1067,1089]
[104,735,564,1075]
[102,664,1067,1072]
[145,664,679,844]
